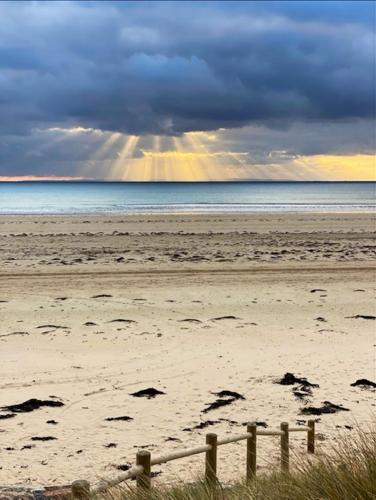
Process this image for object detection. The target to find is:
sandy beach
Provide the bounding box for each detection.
[0,212,375,487]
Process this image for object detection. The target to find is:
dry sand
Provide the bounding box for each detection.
[0,213,375,488]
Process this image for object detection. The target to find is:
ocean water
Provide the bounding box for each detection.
[0,181,375,214]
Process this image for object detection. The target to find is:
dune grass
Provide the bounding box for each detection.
[100,428,376,500]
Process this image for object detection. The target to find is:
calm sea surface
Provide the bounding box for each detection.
[0,182,375,214]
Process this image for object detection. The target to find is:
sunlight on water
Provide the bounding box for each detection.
[0,182,374,215]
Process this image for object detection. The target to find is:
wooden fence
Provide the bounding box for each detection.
[71,420,315,498]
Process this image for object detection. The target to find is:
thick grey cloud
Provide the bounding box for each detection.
[0,1,374,137]
[0,1,375,178]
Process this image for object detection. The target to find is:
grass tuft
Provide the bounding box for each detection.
[99,428,376,500]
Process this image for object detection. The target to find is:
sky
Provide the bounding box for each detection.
[0,0,375,182]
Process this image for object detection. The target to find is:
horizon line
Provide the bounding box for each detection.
[0,179,375,184]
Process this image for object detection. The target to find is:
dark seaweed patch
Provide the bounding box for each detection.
[300,401,349,416]
[105,416,133,422]
[130,388,165,399]
[351,379,376,389]
[2,398,64,413]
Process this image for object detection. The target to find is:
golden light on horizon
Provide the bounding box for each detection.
[109,132,254,181]
[45,127,375,182]
[293,154,376,181]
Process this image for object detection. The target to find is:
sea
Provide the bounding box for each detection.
[0,181,375,214]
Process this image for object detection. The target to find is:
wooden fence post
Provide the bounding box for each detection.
[71,480,91,499]
[246,423,257,481]
[205,433,218,484]
[307,420,315,453]
[280,422,289,473]
[136,450,151,490]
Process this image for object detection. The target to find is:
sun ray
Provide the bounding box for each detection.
[186,135,217,181]
[186,132,244,180]
[153,135,161,152]
[184,133,218,180]
[80,132,123,177]
[93,130,363,182]
[92,132,122,161]
[152,135,161,181]
[109,135,139,179]
[172,136,199,181]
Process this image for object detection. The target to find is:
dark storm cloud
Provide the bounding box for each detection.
[0,1,374,137]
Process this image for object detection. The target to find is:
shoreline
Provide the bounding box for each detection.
[0,263,374,278]
[0,207,375,216]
